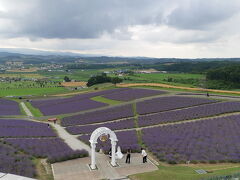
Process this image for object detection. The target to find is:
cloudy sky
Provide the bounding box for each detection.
[0,0,240,58]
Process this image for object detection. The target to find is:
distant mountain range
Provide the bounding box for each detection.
[0,48,240,64]
[0,48,96,57]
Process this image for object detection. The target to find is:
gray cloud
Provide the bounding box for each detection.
[0,0,239,45]
[3,0,166,39]
[165,0,240,30]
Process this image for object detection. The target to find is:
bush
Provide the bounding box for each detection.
[168,160,177,164]
[47,150,89,164]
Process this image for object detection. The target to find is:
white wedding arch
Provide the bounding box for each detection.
[89,127,118,169]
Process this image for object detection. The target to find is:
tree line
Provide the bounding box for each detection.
[87,73,122,87]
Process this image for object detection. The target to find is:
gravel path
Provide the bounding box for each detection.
[51,123,91,154]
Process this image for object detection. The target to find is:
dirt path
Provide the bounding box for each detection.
[51,123,91,153]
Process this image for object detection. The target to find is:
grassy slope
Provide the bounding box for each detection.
[0,87,69,97]
[91,96,122,105]
[119,73,205,88]
[130,164,240,180]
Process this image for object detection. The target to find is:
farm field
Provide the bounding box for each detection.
[30,88,165,116]
[38,69,102,82]
[0,98,21,115]
[1,87,240,179]
[0,86,69,97]
[0,118,88,178]
[0,73,45,79]
[113,72,205,88]
[6,67,39,72]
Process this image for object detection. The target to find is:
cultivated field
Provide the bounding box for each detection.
[2,87,240,179]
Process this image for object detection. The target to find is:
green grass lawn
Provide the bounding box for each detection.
[91,96,122,105]
[115,73,206,88]
[130,164,240,180]
[137,73,204,80]
[0,87,70,97]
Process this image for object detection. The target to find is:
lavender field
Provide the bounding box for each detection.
[0,119,49,128]
[5,138,88,163]
[78,130,140,153]
[102,88,166,101]
[0,98,21,116]
[0,119,56,137]
[62,104,134,126]
[138,101,240,127]
[137,96,217,115]
[66,118,135,135]
[0,141,36,178]
[31,88,129,115]
[0,118,88,177]
[142,114,240,163]
[31,98,107,116]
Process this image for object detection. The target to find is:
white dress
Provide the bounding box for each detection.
[115,146,124,159]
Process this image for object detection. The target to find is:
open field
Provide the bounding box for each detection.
[129,73,204,82]
[0,87,69,97]
[61,81,87,87]
[113,73,205,88]
[117,83,240,95]
[7,67,39,72]
[0,73,45,78]
[39,69,102,82]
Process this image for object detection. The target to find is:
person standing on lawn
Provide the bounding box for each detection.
[125,148,131,164]
[141,148,147,163]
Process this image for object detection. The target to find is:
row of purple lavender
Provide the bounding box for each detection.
[78,130,140,153]
[62,104,134,126]
[31,88,129,115]
[142,114,240,163]
[4,138,88,163]
[136,96,217,114]
[66,118,135,135]
[0,141,36,178]
[102,88,166,101]
[0,119,56,137]
[0,118,88,177]
[0,98,21,116]
[138,101,240,127]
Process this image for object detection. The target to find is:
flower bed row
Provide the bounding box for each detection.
[0,141,36,178]
[66,118,135,135]
[102,88,166,101]
[0,119,56,137]
[0,98,21,116]
[142,114,240,164]
[4,138,88,163]
[137,96,217,114]
[138,101,240,127]
[62,104,134,126]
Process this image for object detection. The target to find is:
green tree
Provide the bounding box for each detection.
[64,76,71,82]
[111,77,123,85]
